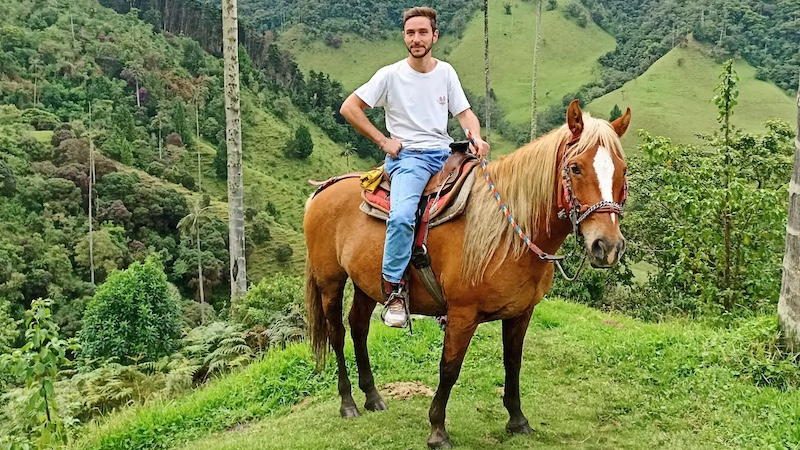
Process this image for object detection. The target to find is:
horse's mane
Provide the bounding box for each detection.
[461,114,625,284]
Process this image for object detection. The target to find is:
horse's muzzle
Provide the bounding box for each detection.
[588,237,625,268]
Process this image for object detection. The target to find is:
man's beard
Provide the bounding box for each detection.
[406,43,432,59]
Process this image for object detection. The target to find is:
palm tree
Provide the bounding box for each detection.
[530,0,543,139]
[178,201,212,324]
[222,0,248,306]
[88,102,96,286]
[779,76,800,350]
[339,143,357,166]
[484,0,491,141]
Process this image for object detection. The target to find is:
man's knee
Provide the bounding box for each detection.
[388,203,416,229]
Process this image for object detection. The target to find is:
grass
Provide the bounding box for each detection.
[586,38,797,151]
[446,0,616,125]
[71,299,800,450]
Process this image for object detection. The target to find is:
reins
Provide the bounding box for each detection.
[465,129,625,281]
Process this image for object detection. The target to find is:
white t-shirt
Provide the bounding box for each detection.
[354,59,471,150]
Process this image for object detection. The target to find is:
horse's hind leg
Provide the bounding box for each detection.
[348,286,387,411]
[321,279,359,417]
[502,308,535,434]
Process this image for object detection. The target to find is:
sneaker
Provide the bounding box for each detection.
[383,293,408,328]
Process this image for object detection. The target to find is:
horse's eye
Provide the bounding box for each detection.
[571,165,581,175]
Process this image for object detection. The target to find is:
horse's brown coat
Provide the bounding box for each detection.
[304,102,631,448]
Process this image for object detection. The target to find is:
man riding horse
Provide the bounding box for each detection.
[340,6,490,328]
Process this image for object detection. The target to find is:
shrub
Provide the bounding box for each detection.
[249,212,272,245]
[21,108,59,130]
[275,244,294,263]
[236,273,302,329]
[79,257,182,364]
[284,125,313,159]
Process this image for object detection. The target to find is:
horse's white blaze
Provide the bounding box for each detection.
[593,146,615,224]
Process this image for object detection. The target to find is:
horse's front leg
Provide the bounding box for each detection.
[348,286,387,411]
[502,307,535,434]
[427,307,479,449]
[322,283,359,418]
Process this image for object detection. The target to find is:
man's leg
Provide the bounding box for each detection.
[382,150,449,327]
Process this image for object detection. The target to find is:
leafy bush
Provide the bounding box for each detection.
[21,108,59,130]
[79,257,182,364]
[275,244,294,263]
[0,299,75,449]
[284,125,313,159]
[249,212,272,245]
[236,274,303,330]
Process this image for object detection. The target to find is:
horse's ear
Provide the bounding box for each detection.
[610,107,631,137]
[566,99,583,137]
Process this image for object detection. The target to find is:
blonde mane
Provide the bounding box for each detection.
[461,114,625,284]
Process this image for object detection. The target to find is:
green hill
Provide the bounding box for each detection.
[71,300,800,449]
[586,39,797,150]
[277,2,616,128]
[446,0,616,125]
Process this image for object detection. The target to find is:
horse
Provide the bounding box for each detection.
[303,100,631,448]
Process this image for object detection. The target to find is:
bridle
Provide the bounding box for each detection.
[557,134,628,237]
[468,130,627,281]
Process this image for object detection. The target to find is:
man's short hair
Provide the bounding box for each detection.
[402,7,438,31]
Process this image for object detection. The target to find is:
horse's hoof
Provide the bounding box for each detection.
[427,429,452,449]
[506,418,533,434]
[364,397,388,411]
[340,406,361,418]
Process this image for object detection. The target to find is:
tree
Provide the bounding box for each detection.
[339,143,356,166]
[284,125,314,159]
[484,0,491,141]
[530,0,543,138]
[222,0,248,307]
[546,0,558,10]
[79,257,181,363]
[779,76,800,350]
[609,104,623,121]
[178,201,211,324]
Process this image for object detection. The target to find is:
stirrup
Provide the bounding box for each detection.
[381,291,410,329]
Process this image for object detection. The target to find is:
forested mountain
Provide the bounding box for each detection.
[583,0,800,93]
[198,0,482,39]
[0,0,376,336]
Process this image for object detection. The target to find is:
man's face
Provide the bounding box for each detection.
[403,16,438,59]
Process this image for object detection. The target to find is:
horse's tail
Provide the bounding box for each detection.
[305,255,328,370]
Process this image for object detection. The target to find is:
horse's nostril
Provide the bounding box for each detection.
[591,239,607,259]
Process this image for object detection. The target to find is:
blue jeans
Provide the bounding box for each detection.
[382,148,450,284]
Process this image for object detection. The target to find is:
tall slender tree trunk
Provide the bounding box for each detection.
[88,103,95,286]
[530,0,543,139]
[158,113,163,160]
[196,95,202,191]
[483,0,491,141]
[197,225,205,324]
[779,76,800,350]
[135,78,141,108]
[222,0,248,306]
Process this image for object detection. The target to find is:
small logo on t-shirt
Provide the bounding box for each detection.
[437,95,447,105]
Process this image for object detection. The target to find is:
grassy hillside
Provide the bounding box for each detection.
[586,39,797,150]
[277,2,616,128]
[178,94,373,280]
[447,0,616,125]
[72,300,800,449]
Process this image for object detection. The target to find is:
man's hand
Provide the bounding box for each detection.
[380,138,403,158]
[471,137,490,157]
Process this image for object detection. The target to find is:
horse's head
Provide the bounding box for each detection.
[559,100,630,268]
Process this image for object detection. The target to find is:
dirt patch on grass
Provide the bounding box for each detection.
[381,381,435,400]
[291,396,312,412]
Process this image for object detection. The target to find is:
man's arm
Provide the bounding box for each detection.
[339,93,402,158]
[455,109,490,157]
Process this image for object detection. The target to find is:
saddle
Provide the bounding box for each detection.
[360,141,479,226]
